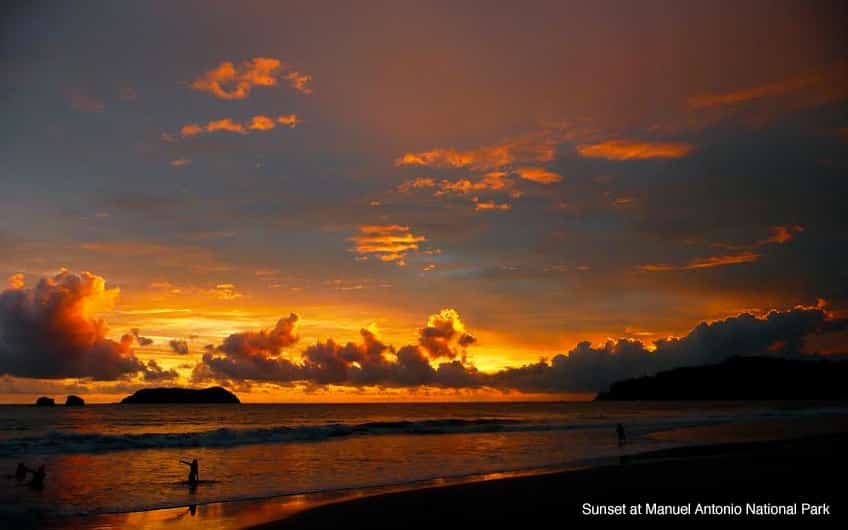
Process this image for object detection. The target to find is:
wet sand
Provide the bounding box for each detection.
[254,433,846,528]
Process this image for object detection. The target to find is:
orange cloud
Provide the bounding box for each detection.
[0,270,174,381]
[397,177,436,192]
[176,114,299,139]
[640,252,760,272]
[396,137,555,170]
[473,198,511,211]
[689,74,821,109]
[276,114,300,128]
[513,166,562,183]
[577,140,694,160]
[207,118,247,134]
[759,225,804,245]
[349,225,427,266]
[170,158,192,167]
[6,273,24,289]
[284,71,313,95]
[191,57,313,100]
[248,115,276,131]
[191,57,282,100]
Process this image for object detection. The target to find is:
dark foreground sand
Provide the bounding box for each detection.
[253,433,847,528]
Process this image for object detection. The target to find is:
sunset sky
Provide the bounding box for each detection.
[1,1,847,402]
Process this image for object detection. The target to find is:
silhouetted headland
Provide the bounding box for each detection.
[595,356,848,400]
[34,397,55,406]
[121,386,240,404]
[64,395,85,406]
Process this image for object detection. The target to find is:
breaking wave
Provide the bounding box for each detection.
[0,418,587,456]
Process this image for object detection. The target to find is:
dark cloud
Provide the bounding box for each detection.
[168,339,189,354]
[490,307,848,393]
[195,310,486,388]
[195,307,847,393]
[0,271,156,380]
[142,359,179,382]
[218,313,300,357]
[131,328,154,346]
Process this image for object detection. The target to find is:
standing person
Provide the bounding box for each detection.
[180,458,199,484]
[30,465,46,489]
[616,423,626,446]
[15,463,28,481]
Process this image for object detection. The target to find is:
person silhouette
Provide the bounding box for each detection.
[616,423,626,446]
[180,458,199,484]
[15,463,28,481]
[30,465,46,489]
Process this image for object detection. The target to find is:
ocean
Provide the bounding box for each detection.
[0,401,845,518]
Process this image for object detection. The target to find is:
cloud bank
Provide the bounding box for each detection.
[194,306,846,393]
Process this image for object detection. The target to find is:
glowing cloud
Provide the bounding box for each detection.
[176,114,299,139]
[191,57,279,100]
[395,137,554,170]
[473,198,511,211]
[512,167,562,184]
[6,274,24,289]
[0,270,168,380]
[284,71,313,95]
[640,252,760,272]
[349,225,427,266]
[759,225,804,245]
[577,140,694,160]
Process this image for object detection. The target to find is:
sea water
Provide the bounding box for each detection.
[0,401,843,516]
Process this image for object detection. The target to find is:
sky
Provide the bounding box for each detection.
[1,0,847,402]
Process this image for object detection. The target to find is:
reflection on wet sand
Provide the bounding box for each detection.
[41,467,573,530]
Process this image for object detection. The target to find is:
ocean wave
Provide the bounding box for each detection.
[0,418,588,456]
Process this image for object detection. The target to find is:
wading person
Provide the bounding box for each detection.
[180,458,199,484]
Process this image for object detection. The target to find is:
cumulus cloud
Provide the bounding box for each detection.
[194,307,846,394]
[195,309,484,389]
[349,224,427,266]
[576,140,694,160]
[191,57,312,99]
[0,271,156,380]
[417,308,476,359]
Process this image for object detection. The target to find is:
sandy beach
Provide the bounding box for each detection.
[254,433,846,528]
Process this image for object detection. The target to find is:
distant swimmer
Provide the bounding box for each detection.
[30,465,46,489]
[15,463,28,481]
[180,458,199,484]
[616,423,626,446]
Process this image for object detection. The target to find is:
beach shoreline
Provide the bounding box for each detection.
[30,416,848,529]
[254,432,847,528]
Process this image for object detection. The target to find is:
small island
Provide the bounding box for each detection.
[65,395,85,406]
[35,397,55,406]
[595,356,848,401]
[121,386,240,404]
